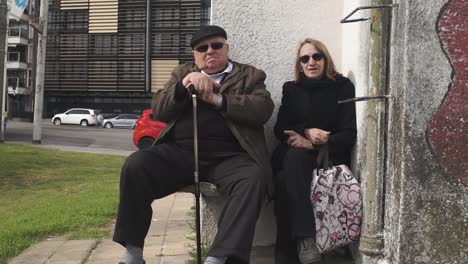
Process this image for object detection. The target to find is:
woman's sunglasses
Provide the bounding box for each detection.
[194,42,228,53]
[299,53,324,64]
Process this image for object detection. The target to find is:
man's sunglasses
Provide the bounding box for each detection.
[299,53,324,64]
[194,42,227,53]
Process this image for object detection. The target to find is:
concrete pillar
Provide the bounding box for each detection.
[0,0,7,142]
[32,0,49,144]
[359,0,393,262]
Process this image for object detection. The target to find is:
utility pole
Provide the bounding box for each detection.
[0,0,8,143]
[32,0,48,144]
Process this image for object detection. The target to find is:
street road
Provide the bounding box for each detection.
[4,120,138,151]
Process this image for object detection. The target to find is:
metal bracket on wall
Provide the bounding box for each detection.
[338,95,393,104]
[340,4,399,23]
[29,15,43,34]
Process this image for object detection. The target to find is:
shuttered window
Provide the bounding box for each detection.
[151,59,179,92]
[89,0,118,33]
[45,0,210,93]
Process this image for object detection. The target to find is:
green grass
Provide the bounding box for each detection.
[0,143,126,264]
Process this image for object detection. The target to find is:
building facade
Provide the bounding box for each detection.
[6,0,35,120]
[44,0,210,117]
[212,0,468,263]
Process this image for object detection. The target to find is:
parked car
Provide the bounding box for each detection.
[102,114,140,129]
[52,108,101,126]
[133,109,167,149]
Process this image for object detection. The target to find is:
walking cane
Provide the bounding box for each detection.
[189,84,202,264]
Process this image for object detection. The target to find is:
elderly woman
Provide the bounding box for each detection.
[272,38,357,264]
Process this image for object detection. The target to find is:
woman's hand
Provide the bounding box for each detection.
[304,128,330,145]
[284,130,314,149]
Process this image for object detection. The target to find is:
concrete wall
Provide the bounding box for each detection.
[211,0,347,246]
[209,0,468,262]
[211,0,373,179]
[385,0,468,263]
[341,0,372,188]
[211,0,345,146]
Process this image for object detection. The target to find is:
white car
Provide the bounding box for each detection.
[52,108,100,126]
[102,114,140,129]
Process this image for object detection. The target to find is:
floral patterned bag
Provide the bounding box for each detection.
[310,145,363,254]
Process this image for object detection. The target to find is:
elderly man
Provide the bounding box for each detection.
[113,25,274,264]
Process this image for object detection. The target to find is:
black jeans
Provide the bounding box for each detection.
[274,147,317,264]
[113,143,266,264]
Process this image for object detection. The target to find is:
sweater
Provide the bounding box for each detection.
[272,73,357,169]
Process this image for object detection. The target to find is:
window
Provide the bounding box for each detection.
[67,110,81,114]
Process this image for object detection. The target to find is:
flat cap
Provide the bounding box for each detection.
[190,25,227,48]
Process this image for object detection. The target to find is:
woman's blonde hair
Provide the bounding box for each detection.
[294,38,339,81]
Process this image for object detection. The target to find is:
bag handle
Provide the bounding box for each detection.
[316,143,333,170]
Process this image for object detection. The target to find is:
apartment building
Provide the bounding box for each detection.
[44,0,210,117]
[6,1,35,120]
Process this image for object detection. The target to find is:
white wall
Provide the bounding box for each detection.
[211,0,353,246]
[211,0,345,148]
[207,2,468,263]
[341,0,371,185]
[340,1,371,260]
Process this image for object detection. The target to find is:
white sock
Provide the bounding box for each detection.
[121,243,144,264]
[204,256,227,264]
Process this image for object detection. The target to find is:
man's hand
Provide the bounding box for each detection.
[182,72,222,107]
[284,130,314,150]
[304,128,330,145]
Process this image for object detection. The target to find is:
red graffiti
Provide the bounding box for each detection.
[429,0,468,183]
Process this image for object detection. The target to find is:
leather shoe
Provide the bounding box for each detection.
[297,238,321,264]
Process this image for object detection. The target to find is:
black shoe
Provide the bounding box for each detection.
[297,238,321,264]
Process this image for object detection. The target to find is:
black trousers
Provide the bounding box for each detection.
[274,147,317,264]
[113,142,265,264]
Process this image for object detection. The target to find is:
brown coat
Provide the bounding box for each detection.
[152,61,275,196]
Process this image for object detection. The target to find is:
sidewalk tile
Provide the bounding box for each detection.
[142,237,165,261]
[151,197,173,220]
[154,254,191,264]
[48,240,96,262]
[162,221,193,243]
[9,254,51,264]
[147,220,168,236]
[20,239,67,256]
[169,206,193,221]
[87,240,124,261]
[86,260,120,264]
[47,261,82,264]
[9,239,67,264]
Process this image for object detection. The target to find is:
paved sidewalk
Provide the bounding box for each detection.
[9,193,196,264]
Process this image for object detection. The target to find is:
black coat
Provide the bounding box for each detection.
[272,74,357,171]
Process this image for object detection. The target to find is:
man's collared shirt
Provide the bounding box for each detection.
[201,62,233,84]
